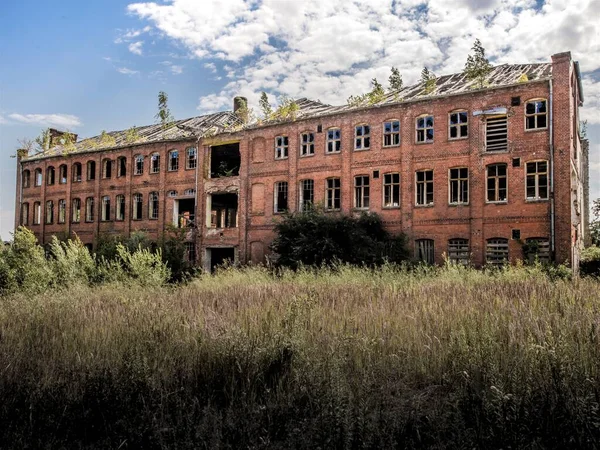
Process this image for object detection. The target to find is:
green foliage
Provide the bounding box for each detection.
[590,199,600,247]
[115,244,170,286]
[259,91,273,120]
[421,67,437,94]
[48,236,96,287]
[160,225,195,282]
[34,128,51,152]
[125,126,141,144]
[464,39,493,89]
[155,90,174,128]
[272,96,299,121]
[347,78,388,106]
[270,208,408,269]
[581,245,600,276]
[98,130,116,148]
[388,66,403,92]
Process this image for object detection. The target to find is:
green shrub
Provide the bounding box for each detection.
[48,236,96,287]
[580,245,600,276]
[115,244,170,286]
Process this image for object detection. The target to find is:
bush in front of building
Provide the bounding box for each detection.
[270,208,408,269]
[580,245,600,276]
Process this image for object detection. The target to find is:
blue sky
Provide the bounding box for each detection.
[1,0,599,240]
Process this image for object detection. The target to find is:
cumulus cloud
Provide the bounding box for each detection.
[581,77,600,125]
[117,67,139,75]
[128,41,143,55]
[7,113,82,129]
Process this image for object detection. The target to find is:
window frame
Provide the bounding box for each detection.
[45,200,54,224]
[485,114,508,152]
[33,201,41,225]
[134,155,144,176]
[325,177,341,211]
[448,238,469,265]
[382,120,401,148]
[486,163,508,203]
[525,160,549,201]
[115,194,126,221]
[353,175,370,210]
[298,179,314,212]
[22,170,30,188]
[448,167,469,205]
[415,239,435,264]
[21,202,29,225]
[185,147,197,170]
[168,150,179,171]
[354,124,371,151]
[132,193,143,220]
[101,196,111,222]
[273,181,289,214]
[149,191,159,220]
[87,160,96,181]
[275,136,289,160]
[58,199,66,224]
[415,169,434,206]
[150,153,160,174]
[102,158,112,179]
[486,238,509,266]
[416,114,434,144]
[34,168,43,187]
[72,163,82,183]
[382,172,400,208]
[448,110,468,140]
[85,197,95,223]
[299,131,315,157]
[117,156,127,177]
[524,98,548,131]
[71,198,81,223]
[58,165,67,184]
[46,166,55,186]
[326,128,341,154]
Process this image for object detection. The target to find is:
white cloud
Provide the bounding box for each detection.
[170,65,183,75]
[581,77,600,125]
[7,113,82,129]
[0,115,8,125]
[204,62,217,73]
[128,41,143,55]
[117,67,139,75]
[115,25,152,43]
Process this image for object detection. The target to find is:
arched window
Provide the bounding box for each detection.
[102,158,112,178]
[186,147,197,169]
[72,198,81,223]
[22,170,30,188]
[132,193,143,220]
[85,197,94,222]
[59,165,67,184]
[115,195,125,221]
[46,166,55,185]
[134,155,144,175]
[33,202,41,224]
[117,156,127,177]
[72,163,82,182]
[415,239,435,264]
[21,202,29,225]
[87,161,96,181]
[34,168,42,186]
[486,238,509,266]
[101,196,111,221]
[45,200,54,224]
[149,192,159,219]
[168,150,179,171]
[150,153,160,173]
[448,238,469,265]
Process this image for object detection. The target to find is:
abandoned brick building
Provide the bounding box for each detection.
[14,51,589,271]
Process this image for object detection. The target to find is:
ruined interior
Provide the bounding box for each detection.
[209,193,238,228]
[207,247,235,272]
[175,198,196,228]
[210,143,240,178]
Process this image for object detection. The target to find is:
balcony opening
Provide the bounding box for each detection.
[208,193,238,228]
[210,143,240,178]
[174,198,196,228]
[207,247,235,272]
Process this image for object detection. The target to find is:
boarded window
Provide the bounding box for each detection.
[448,238,469,265]
[416,239,435,264]
[251,183,265,214]
[525,238,550,264]
[486,238,509,266]
[486,115,508,152]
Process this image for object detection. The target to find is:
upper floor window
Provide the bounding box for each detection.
[134,155,144,175]
[486,115,508,152]
[87,161,96,181]
[449,111,468,139]
[300,132,315,157]
[525,99,547,130]
[46,166,55,186]
[415,170,433,206]
[33,202,41,225]
[383,173,400,208]
[486,164,507,203]
[184,188,196,196]
[326,178,341,210]
[149,192,159,220]
[58,199,66,224]
[355,125,370,150]
[22,170,30,188]
[275,136,288,159]
[274,181,288,214]
[117,157,127,177]
[132,193,143,220]
[59,165,67,184]
[72,198,81,223]
[486,238,509,266]
[85,197,94,222]
[354,175,370,209]
[449,168,469,205]
[168,190,177,197]
[45,200,54,224]
[101,196,111,221]
[150,153,160,174]
[116,195,125,221]
[383,120,400,147]
[168,150,179,171]
[299,179,314,211]
[21,202,29,226]
[102,158,112,179]
[326,128,341,153]
[415,239,435,264]
[526,161,548,200]
[448,238,469,265]
[186,147,197,169]
[34,168,42,186]
[416,115,434,143]
[72,163,82,183]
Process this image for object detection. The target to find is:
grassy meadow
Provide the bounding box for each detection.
[1,263,600,448]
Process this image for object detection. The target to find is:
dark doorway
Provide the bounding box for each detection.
[209,247,235,272]
[210,143,240,178]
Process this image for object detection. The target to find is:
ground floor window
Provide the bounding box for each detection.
[448,238,469,264]
[415,239,435,264]
[486,238,509,266]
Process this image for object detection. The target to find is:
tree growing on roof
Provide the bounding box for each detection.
[388,67,403,92]
[273,96,299,121]
[464,39,493,89]
[259,92,273,120]
[155,91,174,128]
[421,67,437,94]
[347,78,387,107]
[125,126,141,144]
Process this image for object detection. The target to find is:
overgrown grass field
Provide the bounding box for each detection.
[1,264,600,448]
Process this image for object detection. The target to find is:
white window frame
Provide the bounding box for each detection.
[415,170,434,206]
[383,172,400,208]
[326,128,341,154]
[149,192,159,220]
[300,132,315,157]
[525,160,549,201]
[486,164,508,203]
[150,153,160,174]
[416,114,434,143]
[383,120,401,147]
[448,167,469,205]
[134,155,144,175]
[448,110,468,140]
[186,147,197,170]
[325,178,341,211]
[168,150,179,171]
[354,175,370,209]
[354,124,371,151]
[524,98,548,131]
[275,136,288,160]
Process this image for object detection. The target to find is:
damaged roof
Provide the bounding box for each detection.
[24,111,240,161]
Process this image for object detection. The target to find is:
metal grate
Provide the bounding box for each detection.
[448,239,469,265]
[486,238,509,266]
[486,115,508,152]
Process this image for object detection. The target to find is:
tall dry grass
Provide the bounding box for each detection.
[1,264,599,448]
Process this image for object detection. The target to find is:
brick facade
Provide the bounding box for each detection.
[15,52,588,270]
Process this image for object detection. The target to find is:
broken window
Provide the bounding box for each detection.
[45,200,54,224]
[448,238,469,265]
[46,166,55,186]
[21,202,29,225]
[327,128,341,153]
[33,202,41,225]
[326,178,341,210]
[58,199,66,224]
[116,195,125,221]
[300,132,315,156]
[210,143,240,178]
[526,161,548,200]
[416,115,434,143]
[72,198,81,223]
[184,188,196,196]
[134,155,144,175]
[486,238,509,266]
[383,173,400,207]
[186,147,197,169]
[383,120,400,147]
[168,190,177,197]
[101,196,111,221]
[22,170,30,188]
[485,115,508,151]
[34,168,42,186]
[210,193,238,228]
[150,153,160,174]
[149,192,159,220]
[487,164,507,202]
[85,197,94,222]
[274,181,288,213]
[132,193,143,220]
[525,99,547,130]
[449,111,468,139]
[299,179,314,211]
[416,170,434,205]
[102,159,112,179]
[72,163,82,182]
[449,168,469,205]
[525,237,550,263]
[355,124,370,150]
[117,157,126,177]
[59,165,67,184]
[354,175,370,209]
[275,136,289,159]
[416,239,435,264]
[176,198,195,228]
[168,150,179,171]
[87,161,96,181]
